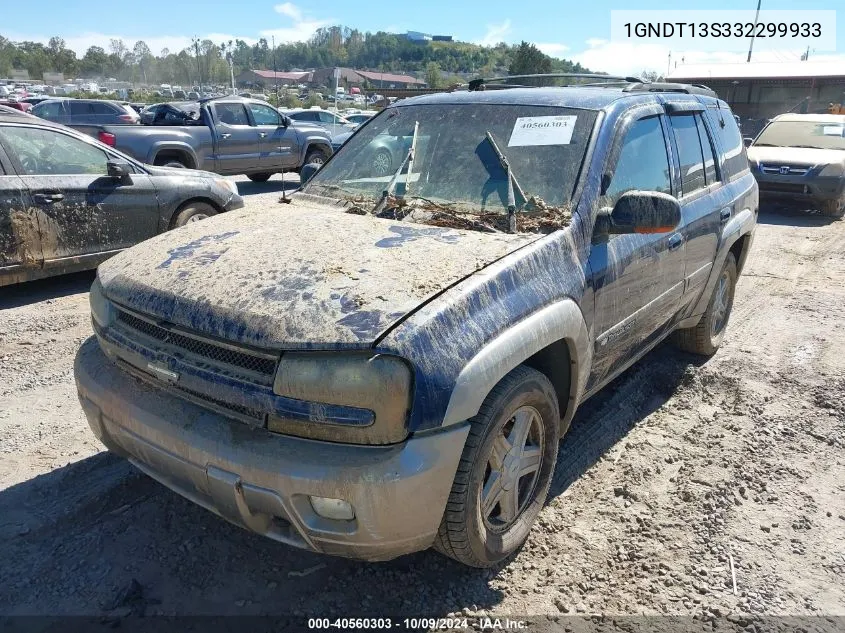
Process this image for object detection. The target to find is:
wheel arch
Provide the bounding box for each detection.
[149,143,197,168]
[303,139,332,160]
[441,298,592,435]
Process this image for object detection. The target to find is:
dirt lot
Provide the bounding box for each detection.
[0,178,843,623]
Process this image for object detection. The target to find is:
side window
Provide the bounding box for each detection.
[248,103,281,126]
[294,111,318,122]
[604,116,671,206]
[91,102,116,115]
[69,101,92,116]
[670,114,706,196]
[215,103,250,126]
[318,111,337,124]
[0,125,109,176]
[34,101,63,119]
[704,107,746,179]
[696,115,718,185]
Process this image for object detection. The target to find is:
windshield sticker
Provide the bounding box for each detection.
[822,125,844,136]
[508,116,577,147]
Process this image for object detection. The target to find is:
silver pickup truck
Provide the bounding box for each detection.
[75,97,334,182]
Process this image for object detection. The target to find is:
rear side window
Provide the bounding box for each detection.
[215,103,250,126]
[704,106,746,179]
[293,111,319,122]
[669,114,707,196]
[69,101,92,116]
[91,102,117,114]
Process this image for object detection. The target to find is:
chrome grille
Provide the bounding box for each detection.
[115,310,277,379]
[760,164,810,176]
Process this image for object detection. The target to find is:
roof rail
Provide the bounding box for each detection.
[467,73,644,91]
[197,93,245,104]
[622,82,718,97]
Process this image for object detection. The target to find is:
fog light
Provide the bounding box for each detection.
[309,496,355,521]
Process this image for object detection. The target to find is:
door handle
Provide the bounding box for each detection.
[220,133,232,139]
[720,208,732,223]
[258,132,267,138]
[668,233,684,251]
[33,192,64,204]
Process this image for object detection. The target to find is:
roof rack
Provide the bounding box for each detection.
[465,73,718,97]
[467,73,644,91]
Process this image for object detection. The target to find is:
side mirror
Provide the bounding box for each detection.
[280,115,292,127]
[299,162,322,185]
[107,160,132,180]
[743,137,753,148]
[598,191,681,235]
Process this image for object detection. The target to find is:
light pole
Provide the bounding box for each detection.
[747,0,762,62]
[227,52,235,95]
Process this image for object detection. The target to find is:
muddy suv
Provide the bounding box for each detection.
[75,76,757,568]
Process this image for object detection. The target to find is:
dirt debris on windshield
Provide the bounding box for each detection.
[344,194,572,234]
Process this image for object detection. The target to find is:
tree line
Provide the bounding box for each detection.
[0,28,594,88]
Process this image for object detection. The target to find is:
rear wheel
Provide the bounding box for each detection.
[819,198,844,218]
[434,366,560,568]
[247,173,272,182]
[672,253,737,356]
[172,202,217,228]
[155,156,188,169]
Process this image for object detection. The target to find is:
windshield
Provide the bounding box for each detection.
[303,103,597,233]
[755,120,845,150]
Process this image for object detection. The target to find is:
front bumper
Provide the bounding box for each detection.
[754,173,844,206]
[224,193,245,211]
[74,336,468,561]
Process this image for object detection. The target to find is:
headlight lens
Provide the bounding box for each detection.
[269,352,412,445]
[90,277,116,328]
[819,163,844,178]
[215,178,240,196]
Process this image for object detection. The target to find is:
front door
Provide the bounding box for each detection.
[587,114,686,390]
[0,164,40,278]
[0,124,160,267]
[212,102,261,175]
[246,101,300,171]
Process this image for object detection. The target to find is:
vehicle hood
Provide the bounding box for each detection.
[97,200,540,349]
[747,145,845,167]
[144,164,220,180]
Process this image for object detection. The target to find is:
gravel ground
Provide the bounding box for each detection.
[0,180,843,625]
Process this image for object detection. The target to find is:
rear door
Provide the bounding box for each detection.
[0,123,160,267]
[246,101,300,171]
[664,106,722,308]
[210,102,260,174]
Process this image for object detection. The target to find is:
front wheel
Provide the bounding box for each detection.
[172,202,217,228]
[672,252,737,356]
[434,366,560,568]
[303,148,328,167]
[819,198,844,218]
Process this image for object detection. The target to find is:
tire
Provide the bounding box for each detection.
[371,149,393,177]
[171,202,217,228]
[247,173,272,182]
[672,252,737,356]
[155,157,187,169]
[434,365,560,568]
[304,148,328,167]
[819,198,844,218]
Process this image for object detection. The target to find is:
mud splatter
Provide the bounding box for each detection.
[157,231,240,269]
[375,225,461,248]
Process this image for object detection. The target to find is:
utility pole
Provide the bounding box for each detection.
[747,0,762,62]
[192,37,202,90]
[272,36,278,103]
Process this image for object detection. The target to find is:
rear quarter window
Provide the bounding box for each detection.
[704,106,747,180]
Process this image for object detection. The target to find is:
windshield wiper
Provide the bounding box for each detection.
[371,120,419,214]
[484,131,527,233]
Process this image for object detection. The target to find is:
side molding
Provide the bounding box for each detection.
[442,299,591,429]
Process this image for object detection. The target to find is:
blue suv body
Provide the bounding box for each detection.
[75,80,757,568]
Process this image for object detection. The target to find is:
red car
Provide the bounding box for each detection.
[0,100,32,113]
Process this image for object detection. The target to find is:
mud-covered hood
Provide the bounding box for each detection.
[747,146,845,167]
[97,201,539,349]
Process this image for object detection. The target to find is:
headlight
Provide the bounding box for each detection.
[818,163,844,178]
[90,277,116,328]
[214,178,240,196]
[269,352,412,445]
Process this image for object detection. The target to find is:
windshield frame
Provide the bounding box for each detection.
[301,102,599,220]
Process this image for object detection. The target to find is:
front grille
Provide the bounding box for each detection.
[116,310,277,378]
[760,164,810,176]
[172,385,266,423]
[759,182,808,194]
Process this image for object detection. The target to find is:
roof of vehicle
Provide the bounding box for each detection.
[770,113,845,123]
[393,85,717,112]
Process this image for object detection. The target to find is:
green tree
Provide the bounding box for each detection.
[425,62,442,88]
[508,41,552,76]
[80,46,108,77]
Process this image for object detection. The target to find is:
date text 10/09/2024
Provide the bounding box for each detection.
[623,22,823,38]
[308,618,529,630]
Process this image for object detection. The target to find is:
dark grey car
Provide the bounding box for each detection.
[0,113,243,286]
[32,98,140,127]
